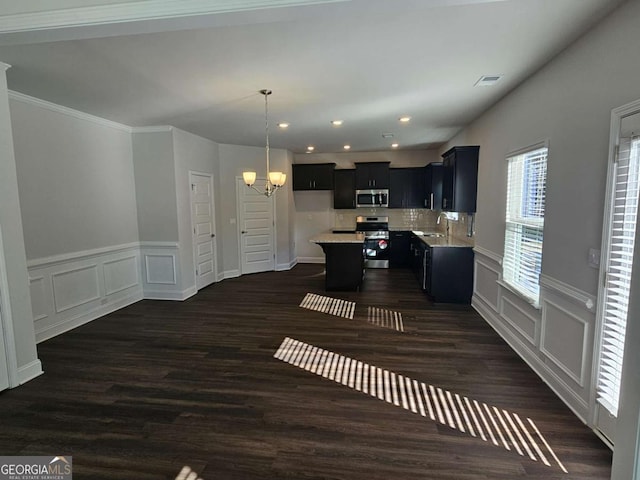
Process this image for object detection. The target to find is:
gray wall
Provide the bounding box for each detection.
[172,127,219,288]
[11,97,139,260]
[442,0,640,295]
[132,129,179,242]
[217,143,292,275]
[438,0,640,473]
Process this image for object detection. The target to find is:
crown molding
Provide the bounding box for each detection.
[8,90,132,132]
[0,0,346,34]
[131,126,174,134]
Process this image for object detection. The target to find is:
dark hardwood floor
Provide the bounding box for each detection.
[0,265,612,479]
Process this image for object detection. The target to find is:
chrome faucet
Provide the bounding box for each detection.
[437,212,450,238]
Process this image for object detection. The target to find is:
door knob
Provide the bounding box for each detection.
[211,234,215,238]
[241,230,247,234]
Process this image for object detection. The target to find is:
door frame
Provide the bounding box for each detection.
[0,223,19,388]
[236,176,277,275]
[590,98,640,443]
[189,170,217,289]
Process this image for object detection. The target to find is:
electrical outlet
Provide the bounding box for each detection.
[588,248,600,268]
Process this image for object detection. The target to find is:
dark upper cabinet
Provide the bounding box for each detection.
[441,146,479,213]
[292,163,336,191]
[355,162,390,189]
[333,169,356,209]
[389,168,425,208]
[424,162,443,210]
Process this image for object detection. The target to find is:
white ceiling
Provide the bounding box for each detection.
[0,0,626,153]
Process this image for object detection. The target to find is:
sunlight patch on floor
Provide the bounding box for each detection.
[274,336,568,474]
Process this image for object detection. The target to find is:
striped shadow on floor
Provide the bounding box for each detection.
[299,293,355,319]
[273,337,568,474]
[367,306,404,332]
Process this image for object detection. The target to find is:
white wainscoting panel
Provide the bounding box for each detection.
[139,242,192,300]
[28,276,48,322]
[144,254,176,285]
[52,264,100,313]
[540,294,592,388]
[28,243,143,343]
[104,255,139,296]
[500,295,537,345]
[474,259,500,311]
[471,246,595,423]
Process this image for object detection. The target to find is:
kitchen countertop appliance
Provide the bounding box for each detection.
[356,215,389,269]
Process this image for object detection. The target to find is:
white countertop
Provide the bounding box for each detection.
[310,232,365,244]
[412,231,474,248]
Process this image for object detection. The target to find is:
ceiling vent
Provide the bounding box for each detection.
[475,75,503,87]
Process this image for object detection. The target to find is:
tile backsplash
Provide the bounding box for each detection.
[333,208,475,239]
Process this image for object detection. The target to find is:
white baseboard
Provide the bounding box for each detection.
[18,359,43,385]
[219,269,240,281]
[144,286,197,301]
[297,256,324,264]
[276,259,298,271]
[36,289,143,343]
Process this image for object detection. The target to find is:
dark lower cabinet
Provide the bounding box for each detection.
[318,243,364,291]
[333,169,356,209]
[424,246,474,304]
[389,231,411,268]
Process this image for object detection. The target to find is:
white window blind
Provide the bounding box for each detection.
[503,146,548,307]
[596,135,640,417]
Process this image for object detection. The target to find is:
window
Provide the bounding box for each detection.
[596,132,640,417]
[503,145,548,307]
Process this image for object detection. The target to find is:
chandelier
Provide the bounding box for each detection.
[242,89,286,197]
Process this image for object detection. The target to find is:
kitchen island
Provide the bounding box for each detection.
[310,232,365,291]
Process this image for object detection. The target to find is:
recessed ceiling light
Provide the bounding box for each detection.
[391,143,399,148]
[382,133,394,138]
[399,116,411,123]
[307,145,315,152]
[331,120,344,126]
[278,122,289,129]
[343,145,351,150]
[475,75,503,87]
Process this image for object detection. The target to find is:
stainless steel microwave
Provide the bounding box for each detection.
[356,189,389,208]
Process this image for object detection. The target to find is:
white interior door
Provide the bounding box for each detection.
[190,172,217,290]
[237,177,275,274]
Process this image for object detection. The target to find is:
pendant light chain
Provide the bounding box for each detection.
[242,88,285,197]
[264,90,270,186]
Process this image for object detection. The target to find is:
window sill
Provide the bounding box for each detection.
[497,279,541,310]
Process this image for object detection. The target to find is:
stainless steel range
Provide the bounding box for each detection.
[356,215,389,269]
